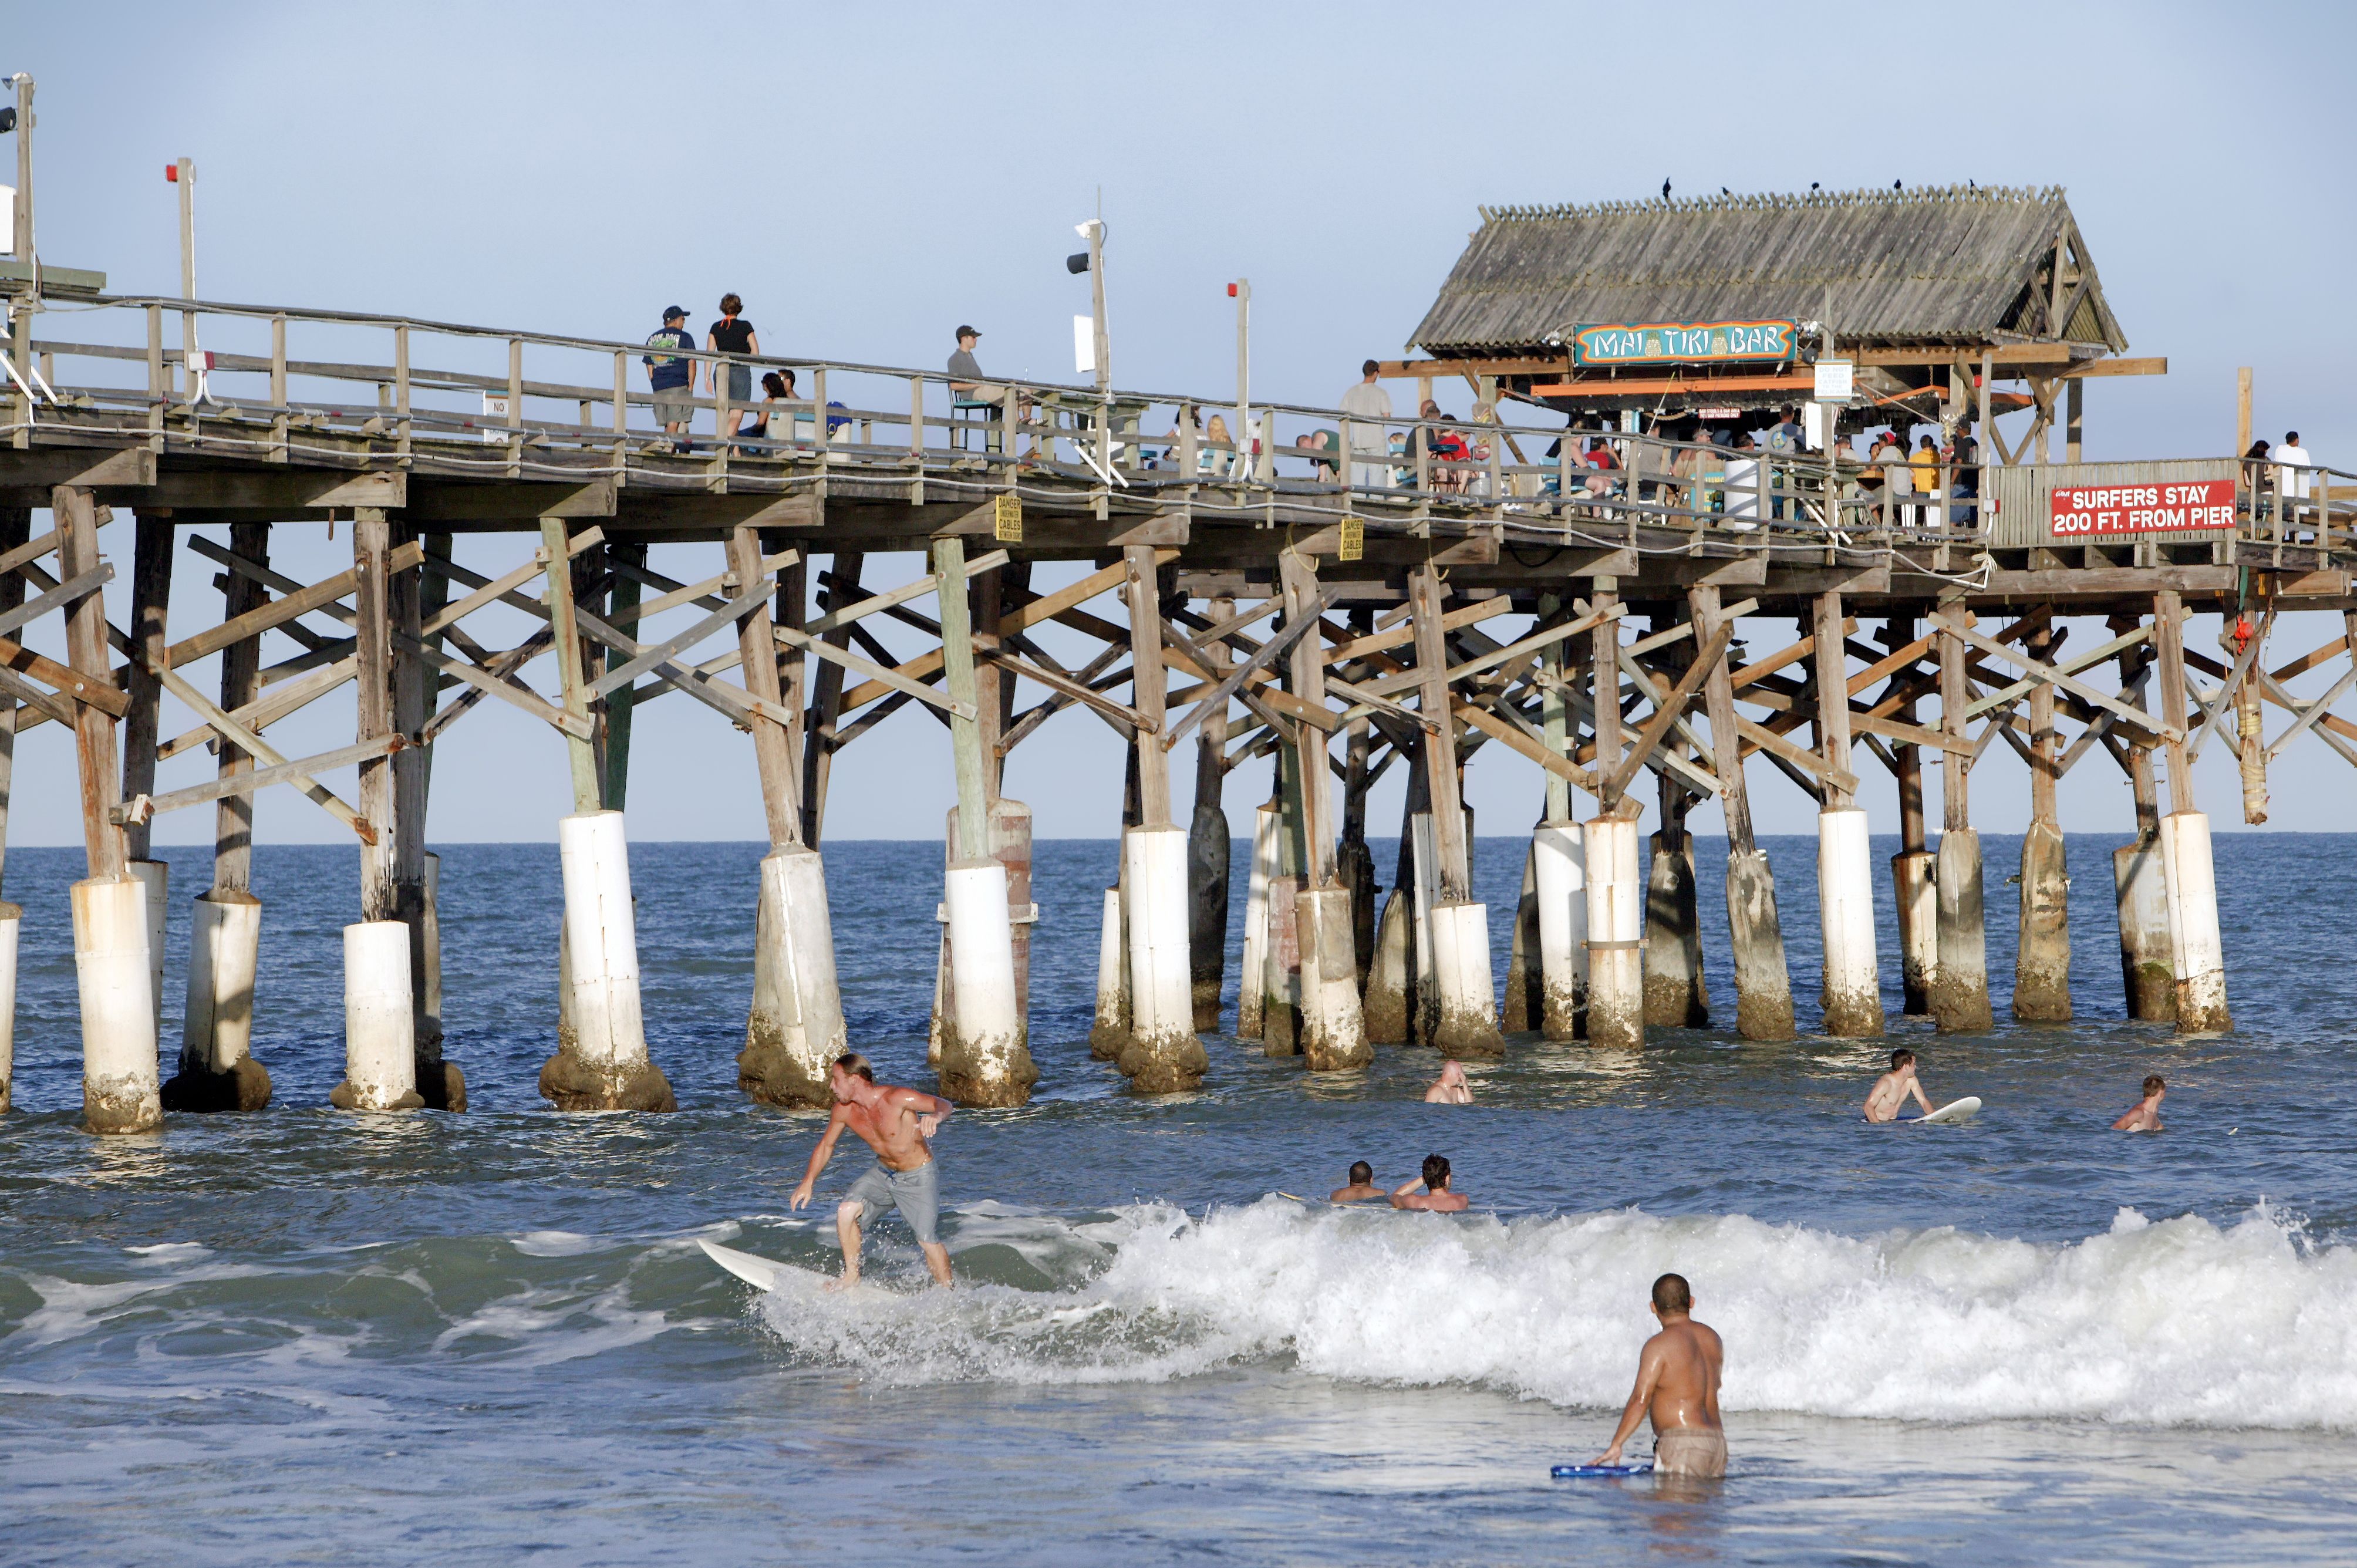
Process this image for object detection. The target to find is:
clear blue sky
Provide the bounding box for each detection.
[5,1,2352,849]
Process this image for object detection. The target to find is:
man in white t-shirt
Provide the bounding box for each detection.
[2274,431,2313,500]
[1340,360,1394,491]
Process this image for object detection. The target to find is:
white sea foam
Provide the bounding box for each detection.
[753,1200,2357,1429]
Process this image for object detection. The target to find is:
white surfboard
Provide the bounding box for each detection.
[699,1238,894,1300]
[1917,1096,1982,1125]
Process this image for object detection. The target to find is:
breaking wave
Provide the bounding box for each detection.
[756,1199,2357,1428]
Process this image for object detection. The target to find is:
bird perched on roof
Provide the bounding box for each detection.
[1893,179,1902,190]
[1721,186,1731,195]
[1811,181,1820,190]
[1661,178,1671,201]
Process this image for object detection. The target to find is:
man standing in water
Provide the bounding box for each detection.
[1596,1273,1726,1476]
[788,1053,955,1288]
[1424,1060,1473,1104]
[1390,1154,1469,1211]
[2113,1075,2167,1132]
[1863,1048,1937,1122]
[1330,1161,1384,1202]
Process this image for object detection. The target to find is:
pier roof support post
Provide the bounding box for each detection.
[1816,588,1886,1037]
[2151,589,2229,1033]
[167,520,272,1114]
[1644,612,1708,1032]
[1411,562,1503,1057]
[1118,543,1208,1090]
[1279,549,1367,1071]
[0,504,22,1115]
[1931,592,1991,1033]
[932,533,1036,1106]
[1690,583,1792,1040]
[2014,624,2072,1021]
[602,541,644,814]
[121,513,173,867]
[800,551,862,849]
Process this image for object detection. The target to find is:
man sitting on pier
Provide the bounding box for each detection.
[2113,1075,2167,1132]
[789,1052,956,1288]
[1863,1048,1937,1122]
[1330,1161,1384,1202]
[1390,1154,1469,1211]
[1594,1273,1726,1477]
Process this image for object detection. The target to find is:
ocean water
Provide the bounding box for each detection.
[5,829,2357,1566]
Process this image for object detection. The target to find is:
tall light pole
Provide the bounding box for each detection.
[1070,217,1111,481]
[170,157,197,399]
[4,75,31,398]
[1229,279,1249,471]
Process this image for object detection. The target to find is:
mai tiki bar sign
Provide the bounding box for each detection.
[1572,319,1798,367]
[2049,480,2237,537]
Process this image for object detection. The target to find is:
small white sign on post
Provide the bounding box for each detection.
[1812,358,1854,404]
[481,392,512,443]
[1073,315,1096,376]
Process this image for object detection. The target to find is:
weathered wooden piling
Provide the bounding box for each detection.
[1690,585,1792,1041]
[1883,616,1936,1016]
[1410,564,1503,1057]
[1237,799,1278,1040]
[1644,774,1709,1029]
[1930,597,1991,1033]
[2110,625,2176,1020]
[1813,589,1883,1038]
[2013,623,2072,1021]
[2152,590,2229,1033]
[1186,594,1232,1031]
[1279,550,1369,1072]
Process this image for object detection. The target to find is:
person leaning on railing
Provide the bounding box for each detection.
[1947,434,1981,529]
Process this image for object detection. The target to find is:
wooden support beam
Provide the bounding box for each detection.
[1813,591,1857,809]
[148,640,373,843]
[55,487,130,879]
[539,518,604,815]
[727,525,801,848]
[1411,564,1474,896]
[934,534,990,861]
[119,514,173,862]
[1931,611,2180,742]
[1602,622,1731,807]
[117,735,407,825]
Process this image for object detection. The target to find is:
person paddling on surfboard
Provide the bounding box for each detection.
[1594,1273,1727,1478]
[1390,1154,1469,1211]
[788,1052,955,1289]
[2112,1074,2167,1132]
[1330,1161,1385,1203]
[1863,1048,1937,1123]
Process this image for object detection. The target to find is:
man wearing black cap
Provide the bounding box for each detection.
[947,325,1000,402]
[644,305,697,450]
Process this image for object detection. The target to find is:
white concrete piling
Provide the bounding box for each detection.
[74,875,160,1134]
[1410,812,1439,1046]
[2112,836,2176,1021]
[2013,821,2072,1021]
[938,857,1037,1105]
[1363,886,1412,1044]
[1121,825,1207,1092]
[1932,828,1994,1033]
[332,919,421,1112]
[1297,884,1371,1070]
[166,889,271,1112]
[0,901,15,1114]
[1261,874,1301,1056]
[130,858,168,1043]
[1428,900,1505,1057]
[738,845,848,1108]
[1532,821,1587,1041]
[538,810,674,1112]
[1816,807,1884,1037]
[1891,848,1937,1016]
[1582,815,1643,1049]
[1237,804,1279,1040]
[2160,810,2230,1033]
[1088,879,1131,1060]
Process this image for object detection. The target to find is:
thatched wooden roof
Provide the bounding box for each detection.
[1410,185,2127,357]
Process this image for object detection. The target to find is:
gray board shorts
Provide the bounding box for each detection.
[844,1158,941,1245]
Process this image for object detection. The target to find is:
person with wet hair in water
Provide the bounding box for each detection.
[1330,1161,1384,1203]
[1424,1060,1473,1104]
[1863,1048,1935,1123]
[2113,1075,2167,1132]
[1596,1273,1727,1476]
[1390,1154,1469,1211]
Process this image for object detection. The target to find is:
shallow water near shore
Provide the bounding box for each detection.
[6,831,2357,1565]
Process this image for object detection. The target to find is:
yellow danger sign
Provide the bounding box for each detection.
[993,493,1023,542]
[1338,515,1364,562]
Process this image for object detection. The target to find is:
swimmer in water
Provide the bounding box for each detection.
[1424,1060,1473,1104]
[1594,1273,1726,1476]
[1330,1161,1384,1202]
[2112,1074,2167,1132]
[1863,1047,1935,1123]
[1390,1153,1469,1212]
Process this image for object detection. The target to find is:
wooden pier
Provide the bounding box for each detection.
[2,174,2349,1129]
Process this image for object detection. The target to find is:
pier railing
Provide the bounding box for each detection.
[30,290,2332,569]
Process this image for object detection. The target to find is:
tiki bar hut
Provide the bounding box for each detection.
[1384,185,2162,463]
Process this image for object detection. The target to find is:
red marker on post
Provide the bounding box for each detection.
[166,164,178,182]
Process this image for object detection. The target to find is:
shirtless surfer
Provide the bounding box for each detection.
[2112,1074,2167,1132]
[1330,1161,1384,1203]
[1390,1154,1469,1211]
[1863,1048,1936,1123]
[1595,1273,1727,1477]
[1424,1061,1473,1104]
[789,1053,955,1287]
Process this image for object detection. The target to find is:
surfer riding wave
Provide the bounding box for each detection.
[790,1052,956,1288]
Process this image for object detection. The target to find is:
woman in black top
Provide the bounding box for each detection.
[706,293,759,407]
